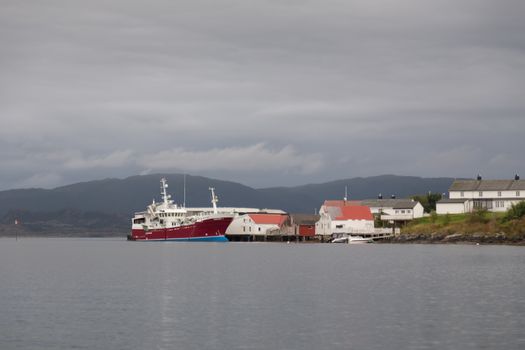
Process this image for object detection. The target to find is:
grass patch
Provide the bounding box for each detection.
[409,213,467,226]
[402,211,520,237]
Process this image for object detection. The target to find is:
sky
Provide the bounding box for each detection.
[1,0,524,190]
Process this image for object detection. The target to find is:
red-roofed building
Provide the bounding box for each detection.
[226,213,290,239]
[248,214,288,226]
[316,200,375,237]
[337,206,374,221]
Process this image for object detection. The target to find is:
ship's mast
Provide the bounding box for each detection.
[209,187,218,214]
[160,178,171,206]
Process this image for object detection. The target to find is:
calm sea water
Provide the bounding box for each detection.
[0,238,524,350]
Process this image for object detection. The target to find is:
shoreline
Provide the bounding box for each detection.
[382,232,525,246]
[1,234,525,246]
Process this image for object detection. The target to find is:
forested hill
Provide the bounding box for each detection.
[0,174,454,235]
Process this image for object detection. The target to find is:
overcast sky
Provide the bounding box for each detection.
[1,0,524,190]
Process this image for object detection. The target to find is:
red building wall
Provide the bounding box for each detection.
[299,225,315,236]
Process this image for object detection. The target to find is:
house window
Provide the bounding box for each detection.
[249,227,251,232]
[336,225,343,229]
[401,210,405,214]
[498,191,502,197]
[243,226,245,232]
[517,191,521,197]
[461,191,464,197]
[479,191,483,197]
[258,227,261,232]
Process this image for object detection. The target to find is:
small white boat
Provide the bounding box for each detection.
[331,235,373,244]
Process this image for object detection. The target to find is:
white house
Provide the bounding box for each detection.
[436,199,469,214]
[315,200,375,237]
[352,199,425,222]
[437,176,525,214]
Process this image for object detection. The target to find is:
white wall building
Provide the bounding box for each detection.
[226,213,288,236]
[437,176,525,214]
[315,201,375,237]
[354,199,425,222]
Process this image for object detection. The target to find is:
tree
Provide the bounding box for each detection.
[412,192,442,213]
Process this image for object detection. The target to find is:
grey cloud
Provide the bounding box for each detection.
[0,0,524,190]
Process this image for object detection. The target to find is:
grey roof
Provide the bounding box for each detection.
[290,214,320,225]
[438,198,468,204]
[358,199,419,209]
[450,179,525,191]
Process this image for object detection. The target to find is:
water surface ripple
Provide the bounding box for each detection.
[0,238,524,350]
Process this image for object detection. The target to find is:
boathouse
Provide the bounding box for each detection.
[226,212,289,241]
[315,200,375,239]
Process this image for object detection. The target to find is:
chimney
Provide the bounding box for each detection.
[477,174,482,181]
[515,174,520,181]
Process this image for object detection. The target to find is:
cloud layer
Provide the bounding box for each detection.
[1,0,524,189]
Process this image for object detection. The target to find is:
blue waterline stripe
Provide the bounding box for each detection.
[136,236,229,242]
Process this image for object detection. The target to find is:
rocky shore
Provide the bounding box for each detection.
[386,232,525,245]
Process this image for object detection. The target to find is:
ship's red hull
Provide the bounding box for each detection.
[129,217,233,241]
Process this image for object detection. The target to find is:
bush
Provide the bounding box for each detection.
[430,211,437,223]
[502,201,525,222]
[467,209,489,224]
[442,213,451,226]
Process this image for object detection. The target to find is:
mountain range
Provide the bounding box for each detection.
[0,174,454,236]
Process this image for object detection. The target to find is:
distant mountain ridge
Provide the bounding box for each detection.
[0,174,454,235]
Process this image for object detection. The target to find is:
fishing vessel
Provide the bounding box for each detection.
[128,178,233,241]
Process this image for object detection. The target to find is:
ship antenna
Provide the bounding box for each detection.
[209,187,218,214]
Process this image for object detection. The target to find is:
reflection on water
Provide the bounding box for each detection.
[0,238,524,350]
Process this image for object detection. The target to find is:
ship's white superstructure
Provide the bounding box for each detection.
[129,178,234,241]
